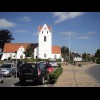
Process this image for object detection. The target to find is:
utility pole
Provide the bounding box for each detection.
[15,51,17,78]
[69,32,70,61]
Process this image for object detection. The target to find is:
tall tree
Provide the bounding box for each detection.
[82,52,87,61]
[24,44,34,57]
[0,29,14,51]
[61,46,69,61]
[95,49,100,58]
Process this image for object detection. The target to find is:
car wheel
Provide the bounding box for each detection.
[10,73,12,77]
[19,76,25,84]
[19,79,25,84]
[1,80,3,83]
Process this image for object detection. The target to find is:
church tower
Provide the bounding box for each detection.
[38,24,52,59]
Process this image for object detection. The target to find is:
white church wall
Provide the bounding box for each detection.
[51,54,61,59]
[38,24,52,59]
[1,53,16,60]
[34,47,38,59]
[1,46,26,60]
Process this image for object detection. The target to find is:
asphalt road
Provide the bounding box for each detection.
[0,77,19,87]
[87,64,100,83]
[0,77,54,87]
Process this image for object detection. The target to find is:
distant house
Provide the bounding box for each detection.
[73,52,82,62]
[1,43,35,60]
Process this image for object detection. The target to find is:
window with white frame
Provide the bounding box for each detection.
[44,53,47,58]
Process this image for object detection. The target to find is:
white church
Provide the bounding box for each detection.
[1,24,61,60]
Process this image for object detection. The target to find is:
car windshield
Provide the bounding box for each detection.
[1,64,11,68]
[22,64,37,70]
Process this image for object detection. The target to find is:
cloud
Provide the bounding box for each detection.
[61,31,77,39]
[0,18,16,28]
[86,31,96,35]
[61,31,96,40]
[15,30,29,33]
[52,12,84,24]
[74,36,89,39]
[19,16,31,22]
[32,32,38,36]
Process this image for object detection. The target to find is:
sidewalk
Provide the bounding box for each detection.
[54,63,100,87]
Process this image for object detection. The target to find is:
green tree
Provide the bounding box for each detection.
[24,44,33,57]
[0,29,14,50]
[95,49,100,58]
[0,30,14,59]
[61,46,69,61]
[82,52,87,61]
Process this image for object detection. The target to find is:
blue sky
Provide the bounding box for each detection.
[0,12,100,55]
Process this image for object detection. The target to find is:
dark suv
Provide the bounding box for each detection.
[19,62,49,84]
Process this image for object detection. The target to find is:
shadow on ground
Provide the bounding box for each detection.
[14,81,50,87]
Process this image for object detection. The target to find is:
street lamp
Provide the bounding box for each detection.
[15,51,17,78]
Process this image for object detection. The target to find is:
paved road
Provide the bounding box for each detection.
[87,64,100,83]
[0,77,54,87]
[0,77,19,87]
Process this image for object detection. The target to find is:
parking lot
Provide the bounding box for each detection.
[0,76,54,87]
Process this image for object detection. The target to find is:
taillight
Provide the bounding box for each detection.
[38,68,41,76]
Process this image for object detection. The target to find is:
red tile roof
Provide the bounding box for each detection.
[38,26,43,32]
[3,43,31,53]
[52,46,61,54]
[38,25,51,32]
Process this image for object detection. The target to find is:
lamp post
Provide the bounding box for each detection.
[15,51,17,78]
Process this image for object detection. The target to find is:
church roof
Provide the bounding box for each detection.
[38,24,51,32]
[52,46,61,54]
[3,43,35,53]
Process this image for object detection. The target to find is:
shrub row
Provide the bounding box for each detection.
[57,63,61,67]
[49,67,63,84]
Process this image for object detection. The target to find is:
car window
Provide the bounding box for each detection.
[31,65,36,69]
[39,63,44,70]
[1,64,11,68]
[22,64,29,69]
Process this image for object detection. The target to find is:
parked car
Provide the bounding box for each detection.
[19,62,49,84]
[0,68,3,83]
[0,63,16,77]
[46,59,58,68]
[44,63,54,74]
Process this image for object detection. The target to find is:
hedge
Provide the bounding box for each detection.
[49,67,63,84]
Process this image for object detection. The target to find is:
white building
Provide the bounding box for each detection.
[34,24,61,59]
[1,24,61,60]
[73,52,82,62]
[1,43,32,60]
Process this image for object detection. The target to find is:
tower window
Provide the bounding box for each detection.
[47,31,48,34]
[44,36,46,42]
[54,55,57,59]
[42,31,43,34]
[44,53,46,57]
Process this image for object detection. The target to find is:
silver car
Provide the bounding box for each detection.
[1,63,16,77]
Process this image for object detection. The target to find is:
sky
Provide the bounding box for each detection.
[0,12,100,55]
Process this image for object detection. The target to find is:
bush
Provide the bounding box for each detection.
[56,59,61,62]
[49,67,63,84]
[23,58,37,63]
[96,58,100,64]
[57,63,61,67]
